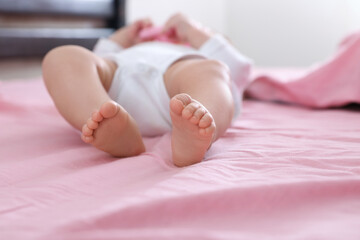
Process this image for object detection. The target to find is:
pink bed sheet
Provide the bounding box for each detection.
[1,78,360,240]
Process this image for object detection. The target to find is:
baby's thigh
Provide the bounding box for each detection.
[163,57,230,98]
[43,45,117,92]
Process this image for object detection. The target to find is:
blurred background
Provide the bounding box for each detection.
[1,0,360,80]
[128,0,360,66]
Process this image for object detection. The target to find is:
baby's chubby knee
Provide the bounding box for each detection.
[197,58,229,71]
[187,59,231,86]
[165,58,232,97]
[43,45,89,69]
[43,45,84,63]
[42,46,88,81]
[169,58,231,84]
[42,45,115,92]
[197,59,230,80]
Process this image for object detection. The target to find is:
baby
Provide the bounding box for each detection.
[42,13,252,167]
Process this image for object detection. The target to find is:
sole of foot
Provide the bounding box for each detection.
[81,101,145,157]
[169,93,216,167]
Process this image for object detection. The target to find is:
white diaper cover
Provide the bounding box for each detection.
[104,41,243,137]
[106,42,204,137]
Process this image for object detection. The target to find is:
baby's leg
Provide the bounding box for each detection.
[42,45,145,157]
[164,59,234,167]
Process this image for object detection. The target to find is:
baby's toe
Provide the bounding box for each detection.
[173,94,192,106]
[87,118,99,130]
[82,124,93,136]
[92,111,103,122]
[182,102,200,120]
[190,107,206,124]
[170,97,185,116]
[100,101,119,119]
[170,94,193,116]
[199,122,216,136]
[81,134,94,143]
[199,112,213,128]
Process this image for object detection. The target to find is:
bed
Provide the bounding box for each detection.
[0,0,125,57]
[1,1,360,239]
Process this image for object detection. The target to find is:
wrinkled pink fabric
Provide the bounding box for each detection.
[139,26,170,42]
[0,78,359,240]
[246,31,360,108]
[139,26,189,45]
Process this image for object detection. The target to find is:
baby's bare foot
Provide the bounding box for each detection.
[81,101,145,157]
[170,93,216,167]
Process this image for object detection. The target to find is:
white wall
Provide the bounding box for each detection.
[127,0,360,67]
[226,0,360,67]
[126,0,226,34]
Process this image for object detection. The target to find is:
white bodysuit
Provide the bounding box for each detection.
[93,35,252,137]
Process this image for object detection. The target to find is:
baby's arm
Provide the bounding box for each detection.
[163,13,252,90]
[199,35,253,91]
[162,13,213,49]
[93,18,153,56]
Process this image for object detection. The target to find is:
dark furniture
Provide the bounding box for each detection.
[0,0,126,57]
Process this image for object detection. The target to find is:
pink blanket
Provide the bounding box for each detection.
[246,31,360,108]
[1,77,360,239]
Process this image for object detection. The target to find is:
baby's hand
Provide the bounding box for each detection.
[109,18,153,48]
[138,26,183,44]
[138,26,164,40]
[163,13,214,49]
